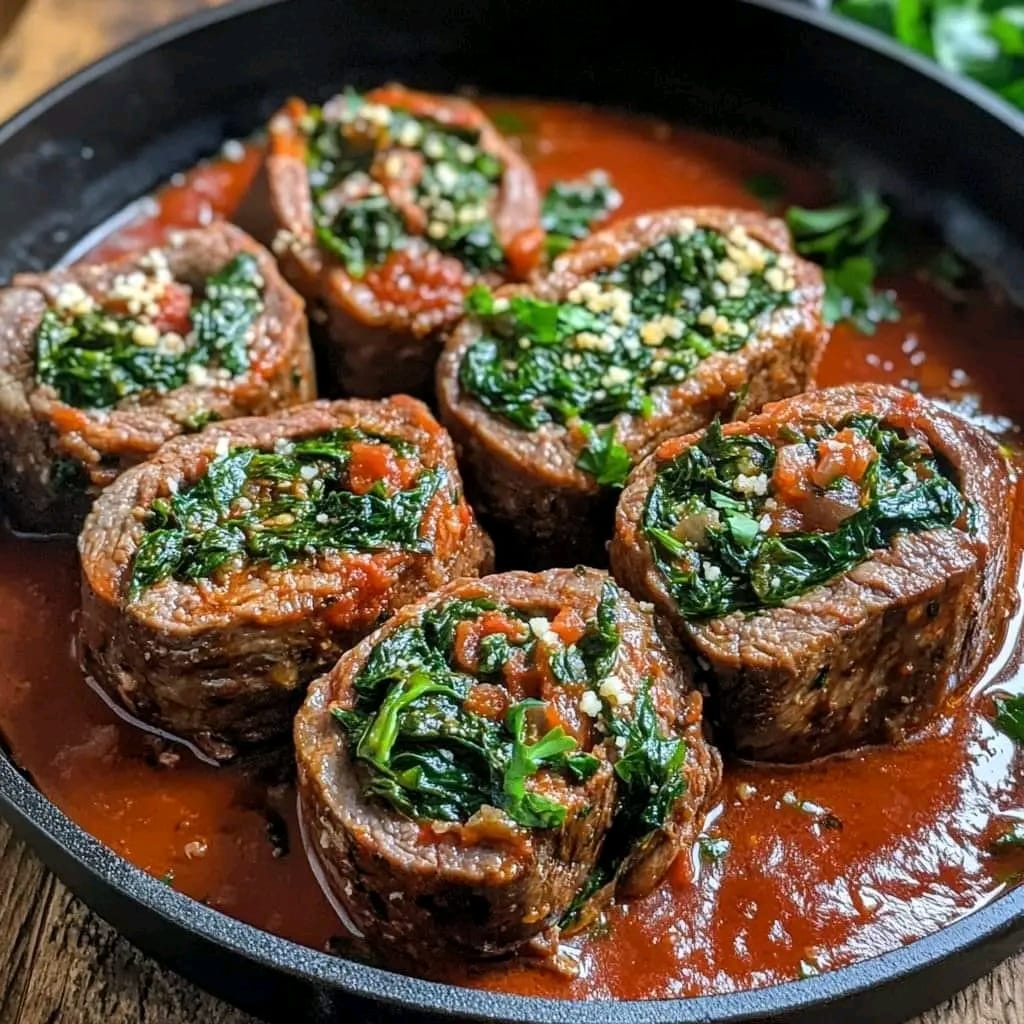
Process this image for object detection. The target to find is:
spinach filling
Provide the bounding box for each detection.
[541,172,621,259]
[129,429,441,600]
[560,679,687,932]
[303,93,506,276]
[459,224,795,486]
[333,579,686,869]
[36,254,262,410]
[643,415,966,619]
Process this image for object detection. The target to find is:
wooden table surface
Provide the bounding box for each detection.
[0,2,1021,1022]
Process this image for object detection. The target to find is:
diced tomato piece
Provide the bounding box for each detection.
[348,442,402,495]
[463,683,510,721]
[812,428,877,488]
[502,647,546,702]
[452,619,481,673]
[505,226,546,280]
[152,282,193,334]
[772,443,816,503]
[478,610,528,642]
[550,607,586,645]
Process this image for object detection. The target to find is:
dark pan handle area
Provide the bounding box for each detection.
[1,1,1023,1022]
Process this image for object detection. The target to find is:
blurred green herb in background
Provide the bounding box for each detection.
[833,1,1024,109]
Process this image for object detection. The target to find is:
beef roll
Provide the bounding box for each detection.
[79,397,492,761]
[437,207,826,563]
[267,84,543,397]
[0,223,314,534]
[295,568,720,969]
[611,384,1011,762]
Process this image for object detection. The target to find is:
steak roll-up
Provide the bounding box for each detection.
[79,397,492,761]
[295,568,720,969]
[611,384,1011,762]
[437,207,826,563]
[267,84,543,397]
[0,223,314,534]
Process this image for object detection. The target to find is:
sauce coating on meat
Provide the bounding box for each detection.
[1,100,1023,1001]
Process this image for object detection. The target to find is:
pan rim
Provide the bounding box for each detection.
[1,0,1023,1021]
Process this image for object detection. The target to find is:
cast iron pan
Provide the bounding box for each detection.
[1,1,1023,1021]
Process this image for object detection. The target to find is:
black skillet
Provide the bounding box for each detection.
[1,0,1023,1020]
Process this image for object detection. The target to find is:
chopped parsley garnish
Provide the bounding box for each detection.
[128,429,439,599]
[992,823,1024,850]
[643,415,965,618]
[785,190,899,335]
[333,584,621,828]
[577,422,632,487]
[36,254,262,410]
[698,835,731,863]
[995,693,1024,743]
[303,92,506,276]
[541,172,622,258]
[460,223,795,485]
[834,1,1024,113]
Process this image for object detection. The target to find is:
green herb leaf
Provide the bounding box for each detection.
[785,189,900,334]
[542,172,621,258]
[992,823,1024,849]
[488,108,531,134]
[698,835,731,863]
[995,693,1024,743]
[576,422,631,487]
[833,1,1024,112]
[561,679,688,932]
[609,682,687,833]
[503,700,578,829]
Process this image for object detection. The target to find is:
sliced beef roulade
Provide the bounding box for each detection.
[437,206,826,563]
[267,85,543,397]
[295,568,720,969]
[79,396,492,761]
[0,223,314,533]
[611,383,1011,762]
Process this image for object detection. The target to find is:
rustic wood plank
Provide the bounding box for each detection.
[0,818,255,1024]
[0,0,224,123]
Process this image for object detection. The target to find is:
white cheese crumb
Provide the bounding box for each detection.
[187,363,211,387]
[54,282,95,316]
[528,616,551,639]
[703,563,722,582]
[131,323,159,347]
[598,675,632,707]
[601,366,631,388]
[214,436,230,457]
[579,690,602,717]
[734,472,768,496]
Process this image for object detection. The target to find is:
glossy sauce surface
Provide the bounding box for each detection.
[1,100,1023,1000]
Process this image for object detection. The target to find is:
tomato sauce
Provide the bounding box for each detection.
[1,100,1023,1001]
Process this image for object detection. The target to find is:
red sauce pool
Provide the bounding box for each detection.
[1,100,1023,1000]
